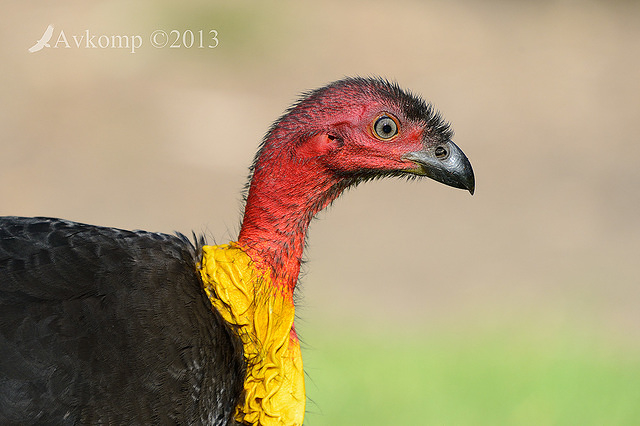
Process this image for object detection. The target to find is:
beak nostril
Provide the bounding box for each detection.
[435,146,448,159]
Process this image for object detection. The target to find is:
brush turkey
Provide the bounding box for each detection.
[0,77,474,425]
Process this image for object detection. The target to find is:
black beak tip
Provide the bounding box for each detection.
[444,142,475,195]
[450,168,474,195]
[465,171,475,195]
[451,142,475,195]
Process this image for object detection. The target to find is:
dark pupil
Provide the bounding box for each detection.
[382,123,392,134]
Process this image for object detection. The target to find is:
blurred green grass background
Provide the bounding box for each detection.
[2,0,640,423]
[302,323,640,425]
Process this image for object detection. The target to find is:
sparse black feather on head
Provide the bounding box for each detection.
[245,77,453,199]
[308,76,453,140]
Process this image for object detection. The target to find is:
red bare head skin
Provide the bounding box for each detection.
[237,77,474,295]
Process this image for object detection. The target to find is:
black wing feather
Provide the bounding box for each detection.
[0,217,245,425]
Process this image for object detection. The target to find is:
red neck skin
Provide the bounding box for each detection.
[237,133,346,298]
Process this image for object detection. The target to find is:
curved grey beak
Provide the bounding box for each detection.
[403,140,475,194]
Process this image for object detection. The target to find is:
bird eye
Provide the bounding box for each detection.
[373,115,398,140]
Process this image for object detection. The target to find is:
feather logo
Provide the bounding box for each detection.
[28,25,54,53]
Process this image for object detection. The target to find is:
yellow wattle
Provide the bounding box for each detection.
[198,243,305,426]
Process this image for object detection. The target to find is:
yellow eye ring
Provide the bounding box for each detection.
[372,114,400,140]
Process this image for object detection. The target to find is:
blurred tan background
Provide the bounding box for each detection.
[2,0,640,419]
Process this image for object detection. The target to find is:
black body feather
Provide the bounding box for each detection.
[0,217,245,425]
